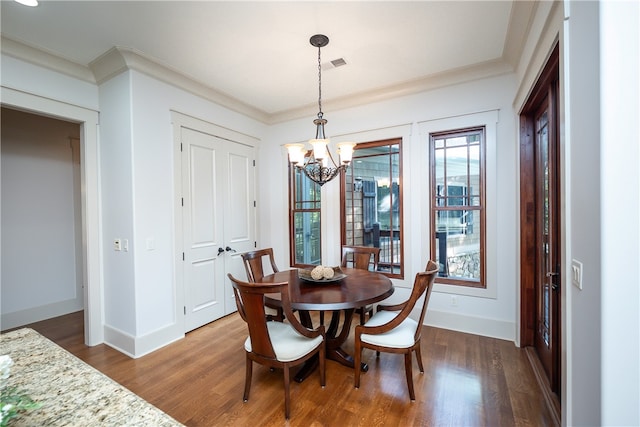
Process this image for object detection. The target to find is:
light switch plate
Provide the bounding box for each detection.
[571,259,583,290]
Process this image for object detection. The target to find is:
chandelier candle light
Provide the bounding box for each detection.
[286,34,356,186]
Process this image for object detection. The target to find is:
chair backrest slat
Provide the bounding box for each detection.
[242,248,279,282]
[341,245,380,271]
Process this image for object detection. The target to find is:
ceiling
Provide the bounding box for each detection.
[0,1,534,122]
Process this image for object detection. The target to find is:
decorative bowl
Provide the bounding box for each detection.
[298,266,347,284]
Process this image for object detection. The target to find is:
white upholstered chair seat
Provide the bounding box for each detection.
[360,310,419,349]
[245,321,324,362]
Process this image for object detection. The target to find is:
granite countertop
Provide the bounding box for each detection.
[1,328,184,426]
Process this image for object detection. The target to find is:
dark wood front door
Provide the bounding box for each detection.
[520,43,561,400]
[533,91,560,391]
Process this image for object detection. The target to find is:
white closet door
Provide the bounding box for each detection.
[221,146,256,315]
[181,127,255,331]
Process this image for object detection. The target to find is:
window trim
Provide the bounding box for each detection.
[430,127,486,288]
[418,110,498,299]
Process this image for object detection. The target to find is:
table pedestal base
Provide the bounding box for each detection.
[294,309,368,383]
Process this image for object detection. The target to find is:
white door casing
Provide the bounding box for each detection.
[1,87,102,346]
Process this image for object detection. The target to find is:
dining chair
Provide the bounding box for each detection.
[228,273,326,420]
[241,248,284,321]
[340,245,381,324]
[353,260,438,401]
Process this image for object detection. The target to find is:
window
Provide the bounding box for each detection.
[430,127,485,287]
[289,165,321,267]
[342,138,403,278]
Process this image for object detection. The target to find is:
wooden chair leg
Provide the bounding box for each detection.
[283,365,291,419]
[404,352,415,401]
[243,355,252,402]
[415,344,424,373]
[319,345,326,387]
[354,342,362,389]
[319,311,324,325]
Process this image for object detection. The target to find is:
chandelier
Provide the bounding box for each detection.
[286,34,356,186]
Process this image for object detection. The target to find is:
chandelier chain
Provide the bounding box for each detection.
[317,45,322,117]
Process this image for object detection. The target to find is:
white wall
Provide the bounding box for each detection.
[98,72,137,338]
[599,2,640,425]
[1,108,83,328]
[564,2,603,425]
[261,72,519,341]
[97,68,266,356]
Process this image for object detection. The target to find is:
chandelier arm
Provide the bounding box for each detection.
[298,163,346,187]
[324,146,339,168]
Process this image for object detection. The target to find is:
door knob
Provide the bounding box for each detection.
[217,247,225,255]
[225,246,237,253]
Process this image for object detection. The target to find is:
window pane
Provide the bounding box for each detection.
[293,211,321,265]
[290,166,321,267]
[434,148,445,192]
[447,136,467,147]
[469,144,480,197]
[434,210,480,281]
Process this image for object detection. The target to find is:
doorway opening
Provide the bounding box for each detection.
[1,87,102,345]
[1,107,84,331]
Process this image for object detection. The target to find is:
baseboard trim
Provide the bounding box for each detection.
[525,347,561,426]
[104,322,184,359]
[1,299,83,331]
[424,309,516,341]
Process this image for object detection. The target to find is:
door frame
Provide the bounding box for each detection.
[1,87,103,346]
[519,43,561,420]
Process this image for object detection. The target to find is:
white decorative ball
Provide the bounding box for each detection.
[311,265,324,280]
[322,267,335,279]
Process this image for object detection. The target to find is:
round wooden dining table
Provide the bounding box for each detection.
[259,267,394,382]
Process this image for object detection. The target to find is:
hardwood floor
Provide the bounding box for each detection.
[8,312,557,426]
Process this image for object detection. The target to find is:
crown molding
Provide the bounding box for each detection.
[89,46,269,123]
[1,36,96,83]
[1,37,269,123]
[502,0,538,70]
[270,58,514,124]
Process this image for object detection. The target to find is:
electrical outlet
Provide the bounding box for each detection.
[571,259,583,290]
[114,238,122,251]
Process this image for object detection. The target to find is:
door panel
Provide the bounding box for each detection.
[222,148,255,315]
[533,82,560,394]
[182,128,226,331]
